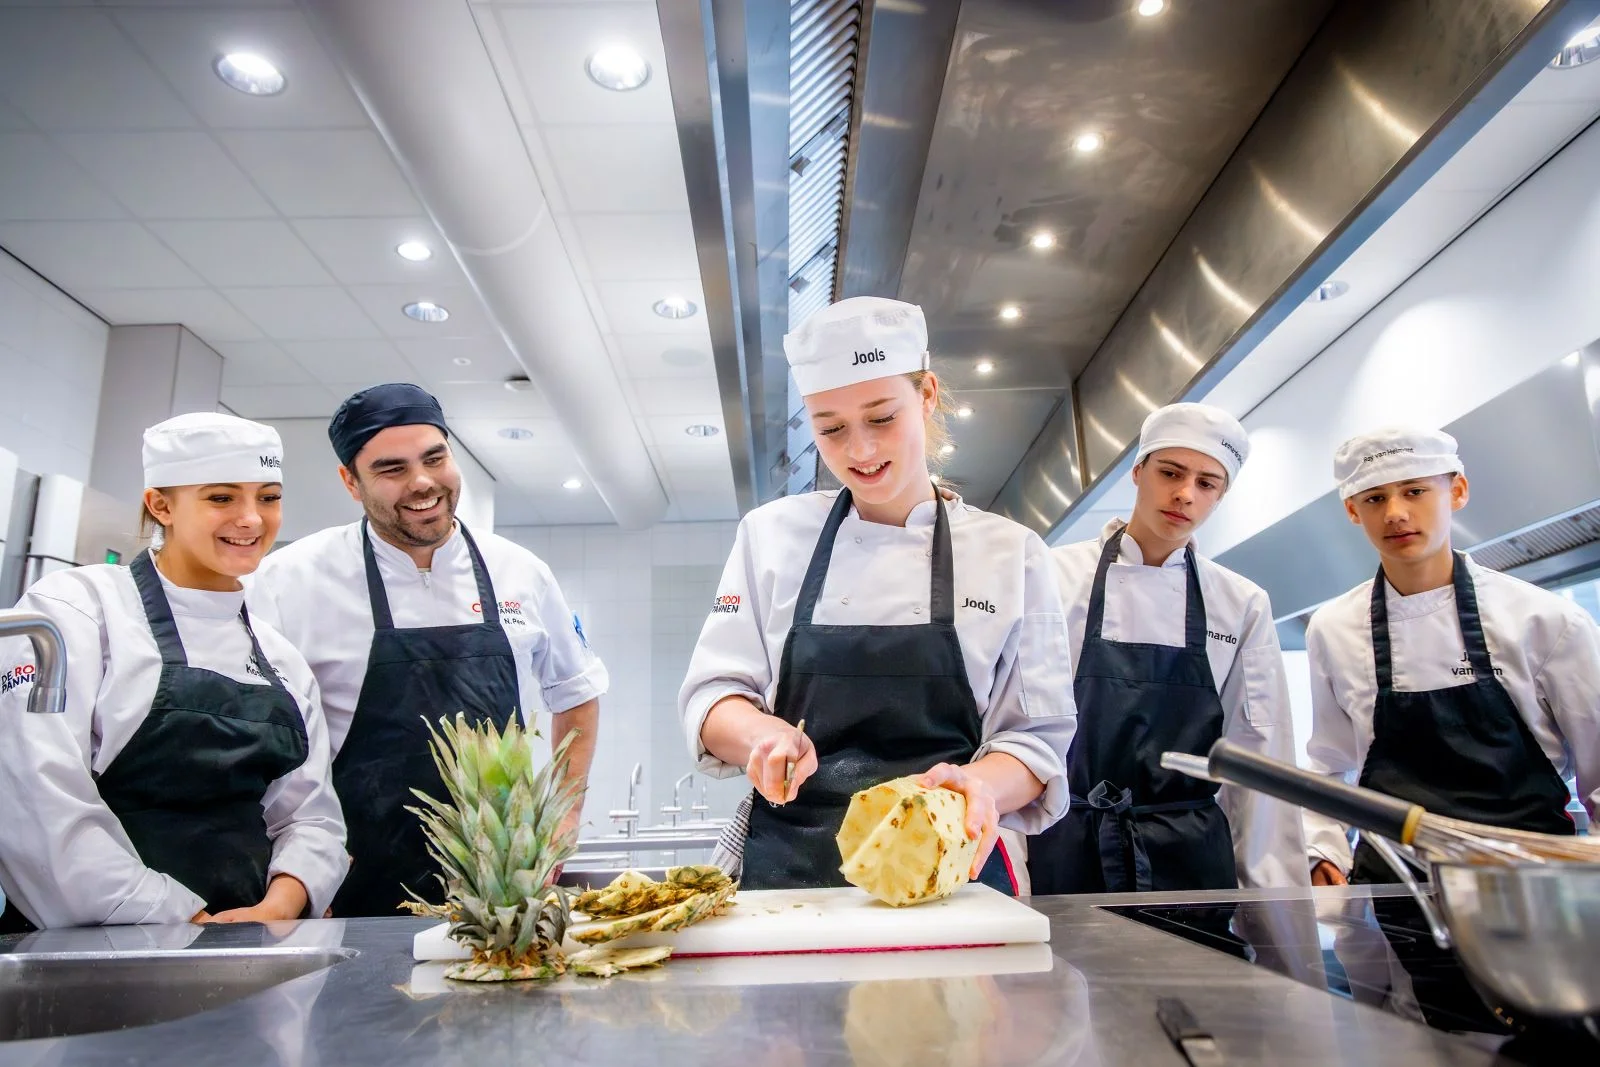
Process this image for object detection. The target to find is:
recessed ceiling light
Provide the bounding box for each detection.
[956,405,973,419]
[504,376,536,392]
[451,356,472,366]
[498,427,535,441]
[1307,279,1349,303]
[396,240,433,262]
[939,443,956,456]
[1137,0,1168,16]
[562,476,583,490]
[1072,132,1103,154]
[975,359,995,375]
[1028,231,1056,250]
[999,305,1022,321]
[403,301,449,323]
[586,46,652,91]
[653,296,697,319]
[1552,22,1600,67]
[214,53,285,96]
[685,423,720,438]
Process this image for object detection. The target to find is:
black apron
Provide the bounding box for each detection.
[1350,554,1573,884]
[330,521,520,916]
[1028,528,1237,895]
[1,551,310,933]
[741,488,1015,894]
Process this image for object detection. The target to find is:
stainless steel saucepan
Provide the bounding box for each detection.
[1162,741,1600,1024]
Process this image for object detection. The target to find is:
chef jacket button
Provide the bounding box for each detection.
[925,549,932,557]
[841,596,850,605]
[913,606,922,615]
[854,536,862,544]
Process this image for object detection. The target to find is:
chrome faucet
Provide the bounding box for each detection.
[608,762,643,838]
[691,780,710,822]
[662,772,693,827]
[0,612,67,715]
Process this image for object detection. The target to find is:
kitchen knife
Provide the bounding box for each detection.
[1157,997,1225,1067]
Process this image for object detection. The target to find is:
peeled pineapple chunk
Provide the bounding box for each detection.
[837,776,979,906]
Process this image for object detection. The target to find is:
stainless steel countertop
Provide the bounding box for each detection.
[0,886,1515,1066]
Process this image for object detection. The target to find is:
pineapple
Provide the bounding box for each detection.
[836,776,979,906]
[400,713,582,982]
[574,865,733,918]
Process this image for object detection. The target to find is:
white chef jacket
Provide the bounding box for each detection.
[679,490,1077,835]
[1303,557,1600,871]
[248,521,608,754]
[0,563,347,928]
[1051,519,1310,889]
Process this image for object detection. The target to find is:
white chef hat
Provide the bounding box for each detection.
[1134,403,1250,484]
[1334,426,1463,500]
[143,412,284,489]
[783,296,930,397]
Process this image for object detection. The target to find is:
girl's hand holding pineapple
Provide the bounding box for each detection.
[918,752,1041,881]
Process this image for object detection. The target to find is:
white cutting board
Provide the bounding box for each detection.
[413,883,1049,961]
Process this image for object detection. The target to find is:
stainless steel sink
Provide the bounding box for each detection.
[0,947,354,1042]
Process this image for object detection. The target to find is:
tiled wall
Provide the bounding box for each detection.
[0,248,108,480]
[499,520,740,836]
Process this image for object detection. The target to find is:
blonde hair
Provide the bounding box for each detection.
[139,495,168,547]
[908,370,958,475]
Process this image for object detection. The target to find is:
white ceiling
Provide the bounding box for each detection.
[0,0,736,527]
[1053,46,1600,548]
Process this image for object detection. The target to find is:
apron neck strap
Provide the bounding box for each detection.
[1371,552,1488,692]
[794,486,955,625]
[131,550,285,688]
[361,519,500,630]
[1084,529,1207,651]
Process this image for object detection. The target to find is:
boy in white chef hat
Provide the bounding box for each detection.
[1303,427,1600,885]
[1031,401,1309,895]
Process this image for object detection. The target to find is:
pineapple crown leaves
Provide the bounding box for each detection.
[404,713,586,913]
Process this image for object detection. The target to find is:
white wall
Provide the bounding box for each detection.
[498,521,741,835]
[264,417,496,542]
[1205,117,1600,557]
[0,247,107,480]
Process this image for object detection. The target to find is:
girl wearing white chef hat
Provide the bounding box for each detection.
[0,413,346,930]
[680,296,1077,891]
[1303,427,1600,886]
[1030,402,1308,896]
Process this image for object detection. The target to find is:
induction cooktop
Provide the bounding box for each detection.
[1100,894,1599,1064]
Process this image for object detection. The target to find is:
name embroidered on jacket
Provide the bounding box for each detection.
[244,659,282,682]
[2,664,35,694]
[711,594,741,614]
[1451,655,1503,678]
[1208,630,1237,645]
[962,597,997,614]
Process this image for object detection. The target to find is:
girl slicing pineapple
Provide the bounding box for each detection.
[679,296,1077,892]
[0,413,346,930]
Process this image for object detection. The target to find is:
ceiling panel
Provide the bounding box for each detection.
[150,219,333,287]
[627,374,721,416]
[596,278,707,335]
[56,130,275,219]
[290,218,466,286]
[428,381,555,420]
[279,338,409,387]
[219,130,423,217]
[571,211,699,281]
[1429,100,1600,193]
[398,336,525,387]
[542,124,691,212]
[613,331,715,379]
[220,382,341,419]
[222,285,381,340]
[0,132,128,221]
[1518,47,1600,105]
[112,6,370,130]
[0,220,202,288]
[344,284,501,340]
[494,3,676,126]
[0,8,195,131]
[217,340,312,386]
[77,286,263,341]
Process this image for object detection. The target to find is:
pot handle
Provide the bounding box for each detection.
[1365,834,1451,950]
[1205,740,1423,844]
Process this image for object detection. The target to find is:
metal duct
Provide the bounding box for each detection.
[1216,341,1600,620]
[304,0,669,530]
[996,0,1600,538]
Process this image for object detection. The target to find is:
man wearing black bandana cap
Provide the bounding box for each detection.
[249,383,607,916]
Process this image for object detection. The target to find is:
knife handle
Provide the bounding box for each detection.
[1157,997,1209,1042]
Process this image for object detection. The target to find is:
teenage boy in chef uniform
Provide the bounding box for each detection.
[1304,428,1600,884]
[248,383,607,915]
[1030,403,1309,894]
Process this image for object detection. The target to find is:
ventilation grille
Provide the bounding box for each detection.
[1468,504,1600,572]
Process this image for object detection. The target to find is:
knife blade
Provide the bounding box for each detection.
[1157,997,1225,1067]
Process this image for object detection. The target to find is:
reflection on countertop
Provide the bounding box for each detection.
[0,887,1529,1066]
